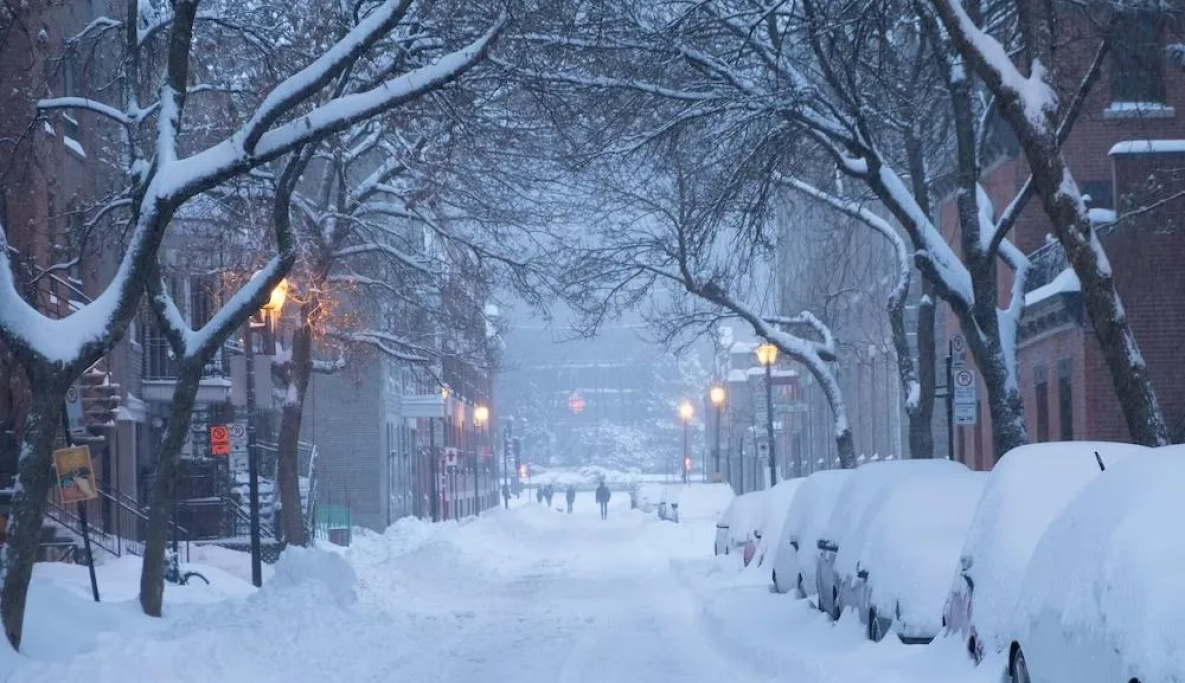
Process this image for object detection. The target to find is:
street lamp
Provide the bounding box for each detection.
[755,342,778,489]
[678,400,693,484]
[474,405,489,515]
[709,386,726,483]
[245,277,288,588]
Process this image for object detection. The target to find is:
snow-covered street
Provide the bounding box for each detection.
[0,491,999,683]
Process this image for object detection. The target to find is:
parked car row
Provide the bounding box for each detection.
[720,440,1179,683]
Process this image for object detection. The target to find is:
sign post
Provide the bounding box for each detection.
[52,440,100,603]
[953,368,978,426]
[64,384,87,441]
[209,424,231,456]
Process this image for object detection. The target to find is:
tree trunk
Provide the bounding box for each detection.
[2,373,67,649]
[275,317,313,547]
[139,362,204,617]
[911,285,937,458]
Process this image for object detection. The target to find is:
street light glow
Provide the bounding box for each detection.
[262,278,289,312]
[755,342,778,366]
[709,385,726,406]
[678,400,694,421]
[474,405,490,426]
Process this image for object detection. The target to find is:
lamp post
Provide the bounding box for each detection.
[245,277,288,588]
[474,404,489,515]
[678,400,693,484]
[709,386,725,483]
[755,342,778,488]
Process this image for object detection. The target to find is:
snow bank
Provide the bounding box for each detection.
[1016,445,1185,682]
[954,441,1147,654]
[857,468,987,637]
[266,546,357,608]
[771,469,852,594]
[676,483,734,521]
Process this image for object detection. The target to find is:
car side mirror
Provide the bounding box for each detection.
[789,539,799,551]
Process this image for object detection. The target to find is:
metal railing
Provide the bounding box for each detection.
[43,486,191,562]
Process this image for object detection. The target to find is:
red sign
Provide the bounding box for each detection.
[210,425,230,456]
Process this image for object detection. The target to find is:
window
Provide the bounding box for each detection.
[1035,365,1049,443]
[1111,11,1166,104]
[1058,359,1074,440]
[1080,181,1115,211]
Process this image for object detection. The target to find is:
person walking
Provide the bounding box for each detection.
[543,484,554,508]
[595,481,611,520]
[565,485,576,514]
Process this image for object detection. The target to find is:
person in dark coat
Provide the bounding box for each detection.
[536,487,543,503]
[595,482,611,520]
[565,485,576,514]
[543,484,554,507]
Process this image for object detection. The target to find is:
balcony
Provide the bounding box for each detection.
[141,336,233,404]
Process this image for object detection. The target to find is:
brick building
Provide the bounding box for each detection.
[939,9,1185,469]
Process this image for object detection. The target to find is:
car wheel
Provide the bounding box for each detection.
[868,608,885,643]
[830,587,841,621]
[1009,644,1031,683]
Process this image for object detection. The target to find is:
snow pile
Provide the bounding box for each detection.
[954,441,1148,654]
[771,469,852,594]
[1016,445,1185,682]
[857,468,988,637]
[752,478,803,568]
[674,483,734,521]
[265,546,357,608]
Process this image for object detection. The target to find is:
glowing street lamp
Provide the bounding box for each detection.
[474,405,490,427]
[754,342,778,488]
[709,386,726,482]
[678,400,693,483]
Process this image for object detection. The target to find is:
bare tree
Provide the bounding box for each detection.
[0,0,504,648]
[926,0,1170,445]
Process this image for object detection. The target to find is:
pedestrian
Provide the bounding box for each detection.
[565,485,576,514]
[595,481,611,520]
[543,484,554,507]
[536,487,543,504]
[501,483,510,507]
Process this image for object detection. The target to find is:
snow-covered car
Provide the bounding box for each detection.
[714,490,767,556]
[943,441,1148,664]
[816,458,971,622]
[751,477,803,569]
[770,469,852,597]
[841,465,987,643]
[1006,445,1185,683]
[635,483,666,514]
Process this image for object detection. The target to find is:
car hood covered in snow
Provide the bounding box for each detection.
[771,469,852,591]
[952,441,1147,653]
[848,465,986,637]
[1016,445,1185,683]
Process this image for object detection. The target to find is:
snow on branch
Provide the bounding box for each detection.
[343,330,430,362]
[37,97,133,125]
[926,0,1057,132]
[240,0,416,153]
[333,242,429,273]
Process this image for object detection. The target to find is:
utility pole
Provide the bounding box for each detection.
[765,361,777,488]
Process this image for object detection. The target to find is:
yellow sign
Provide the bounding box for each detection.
[53,445,98,504]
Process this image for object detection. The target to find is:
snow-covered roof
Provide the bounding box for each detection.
[1109,139,1185,156]
[1088,208,1116,226]
[1024,267,1080,307]
[726,369,747,383]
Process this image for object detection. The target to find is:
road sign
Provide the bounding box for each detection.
[53,445,98,503]
[950,333,967,369]
[209,424,231,456]
[64,384,87,439]
[954,402,978,425]
[953,369,977,402]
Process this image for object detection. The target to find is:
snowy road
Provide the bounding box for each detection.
[3,495,994,682]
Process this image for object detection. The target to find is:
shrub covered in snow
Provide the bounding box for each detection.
[267,546,358,608]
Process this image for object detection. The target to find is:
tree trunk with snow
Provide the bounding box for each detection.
[929,0,1169,447]
[274,309,314,547]
[1,377,68,647]
[911,288,937,458]
[139,362,204,617]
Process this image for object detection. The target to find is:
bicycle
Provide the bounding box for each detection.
[165,551,209,586]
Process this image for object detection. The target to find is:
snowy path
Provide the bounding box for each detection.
[2,496,994,682]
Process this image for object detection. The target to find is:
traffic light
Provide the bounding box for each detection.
[518,463,528,479]
[81,368,120,433]
[683,457,692,472]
